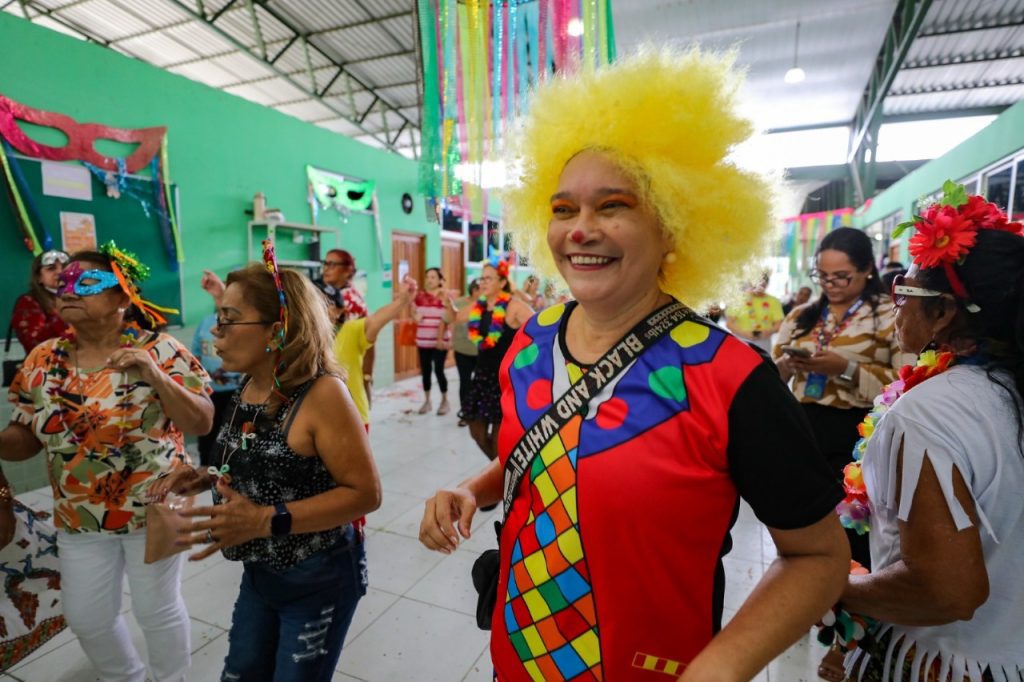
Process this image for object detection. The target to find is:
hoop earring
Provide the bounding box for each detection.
[265,345,273,353]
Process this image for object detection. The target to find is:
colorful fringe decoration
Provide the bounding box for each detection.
[99,240,179,327]
[417,0,616,220]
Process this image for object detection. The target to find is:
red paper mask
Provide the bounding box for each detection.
[0,94,165,173]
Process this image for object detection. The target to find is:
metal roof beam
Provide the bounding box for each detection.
[268,34,298,64]
[305,10,413,37]
[209,0,238,23]
[164,0,397,151]
[847,0,933,204]
[917,15,1024,38]
[903,47,1024,69]
[890,77,1024,97]
[249,0,417,137]
[767,105,1010,135]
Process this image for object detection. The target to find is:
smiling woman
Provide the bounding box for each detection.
[419,47,852,682]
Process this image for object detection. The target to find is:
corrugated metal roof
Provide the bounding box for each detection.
[6,0,1024,160]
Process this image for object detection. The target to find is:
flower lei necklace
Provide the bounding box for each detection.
[837,349,957,534]
[468,292,511,350]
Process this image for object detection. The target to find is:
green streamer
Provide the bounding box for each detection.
[604,0,616,62]
[160,137,184,263]
[583,0,597,71]
[417,0,442,199]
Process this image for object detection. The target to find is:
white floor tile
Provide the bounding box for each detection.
[363,532,445,595]
[346,587,401,642]
[461,644,494,681]
[337,597,489,682]
[180,559,244,630]
[365,490,423,532]
[405,550,483,617]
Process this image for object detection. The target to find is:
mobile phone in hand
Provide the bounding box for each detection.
[781,345,812,358]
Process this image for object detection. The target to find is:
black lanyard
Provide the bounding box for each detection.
[501,301,693,515]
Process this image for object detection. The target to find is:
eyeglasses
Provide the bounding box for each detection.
[214,316,274,330]
[322,260,353,269]
[891,274,943,308]
[809,270,854,287]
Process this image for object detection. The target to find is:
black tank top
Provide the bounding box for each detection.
[215,376,346,570]
[474,308,516,374]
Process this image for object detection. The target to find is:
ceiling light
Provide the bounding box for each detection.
[785,20,805,85]
[784,67,805,84]
[567,17,584,37]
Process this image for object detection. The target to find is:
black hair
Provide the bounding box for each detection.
[467,278,480,295]
[881,267,907,294]
[793,228,884,338]
[916,229,1024,447]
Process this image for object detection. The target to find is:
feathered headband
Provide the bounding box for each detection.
[99,241,178,327]
[893,181,1024,312]
[485,252,514,279]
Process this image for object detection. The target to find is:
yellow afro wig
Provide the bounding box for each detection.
[502,47,775,307]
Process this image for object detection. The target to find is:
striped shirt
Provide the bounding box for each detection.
[772,297,915,409]
[414,291,448,349]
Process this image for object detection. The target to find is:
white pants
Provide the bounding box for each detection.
[57,531,190,682]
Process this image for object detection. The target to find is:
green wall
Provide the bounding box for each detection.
[0,12,442,383]
[855,99,1024,228]
[0,13,449,493]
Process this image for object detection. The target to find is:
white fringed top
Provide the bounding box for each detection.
[852,366,1024,682]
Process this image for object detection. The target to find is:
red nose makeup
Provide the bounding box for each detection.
[570,230,585,244]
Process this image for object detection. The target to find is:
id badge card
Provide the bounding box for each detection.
[804,372,828,399]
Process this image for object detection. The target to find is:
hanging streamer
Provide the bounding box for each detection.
[149,156,178,270]
[159,137,184,264]
[417,0,617,214]
[0,141,41,254]
[2,141,52,251]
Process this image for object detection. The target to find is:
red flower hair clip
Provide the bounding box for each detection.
[893,181,1024,311]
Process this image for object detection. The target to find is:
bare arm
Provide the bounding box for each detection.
[506,299,534,330]
[0,423,43,461]
[841,451,988,625]
[108,347,214,436]
[366,277,418,343]
[681,513,850,681]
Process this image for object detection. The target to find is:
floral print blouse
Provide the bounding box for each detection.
[8,331,210,534]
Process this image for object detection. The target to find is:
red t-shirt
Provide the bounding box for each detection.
[491,302,841,680]
[414,291,448,349]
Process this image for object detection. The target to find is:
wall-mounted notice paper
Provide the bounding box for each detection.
[60,212,98,253]
[42,161,92,201]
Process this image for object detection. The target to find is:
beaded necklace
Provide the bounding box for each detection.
[467,292,511,349]
[208,398,263,485]
[49,324,145,450]
[837,349,956,534]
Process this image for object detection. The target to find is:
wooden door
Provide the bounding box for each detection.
[440,237,465,368]
[392,231,425,381]
[441,236,465,296]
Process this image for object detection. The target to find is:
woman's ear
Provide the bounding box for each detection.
[931,296,960,336]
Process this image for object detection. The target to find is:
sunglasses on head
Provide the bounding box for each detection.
[891,274,943,308]
[41,250,69,267]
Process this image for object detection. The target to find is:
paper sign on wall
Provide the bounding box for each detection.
[60,212,98,253]
[42,162,92,201]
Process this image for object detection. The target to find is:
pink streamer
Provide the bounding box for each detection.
[538,0,549,79]
[501,2,510,124]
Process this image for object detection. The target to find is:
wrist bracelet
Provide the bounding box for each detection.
[0,484,14,503]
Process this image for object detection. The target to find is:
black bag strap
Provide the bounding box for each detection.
[501,301,694,515]
[4,320,12,354]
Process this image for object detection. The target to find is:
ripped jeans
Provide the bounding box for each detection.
[221,527,367,682]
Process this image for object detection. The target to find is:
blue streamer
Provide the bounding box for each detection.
[2,140,54,250]
[508,0,519,117]
[149,156,178,271]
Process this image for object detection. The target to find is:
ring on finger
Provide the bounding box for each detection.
[206,529,216,543]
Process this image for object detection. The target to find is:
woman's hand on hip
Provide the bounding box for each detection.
[419,487,477,554]
[177,481,272,561]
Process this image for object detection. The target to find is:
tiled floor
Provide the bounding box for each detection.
[3,372,825,681]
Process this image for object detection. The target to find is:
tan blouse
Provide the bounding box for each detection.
[772,297,915,409]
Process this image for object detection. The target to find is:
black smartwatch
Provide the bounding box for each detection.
[270,502,292,537]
